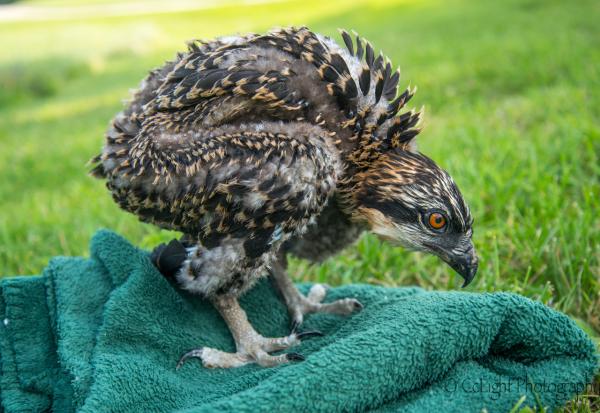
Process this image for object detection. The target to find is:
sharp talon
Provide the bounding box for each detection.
[290,319,301,333]
[176,348,204,370]
[286,352,305,362]
[296,330,324,340]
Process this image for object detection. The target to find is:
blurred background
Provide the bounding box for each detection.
[0,0,598,405]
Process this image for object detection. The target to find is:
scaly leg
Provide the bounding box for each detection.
[177,295,321,369]
[270,258,363,330]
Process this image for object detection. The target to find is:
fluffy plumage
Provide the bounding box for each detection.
[91,27,478,368]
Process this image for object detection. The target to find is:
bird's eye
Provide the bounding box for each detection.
[428,212,447,231]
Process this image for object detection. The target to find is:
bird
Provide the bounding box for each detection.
[90,27,478,369]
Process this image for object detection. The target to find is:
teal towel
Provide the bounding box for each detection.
[0,230,597,412]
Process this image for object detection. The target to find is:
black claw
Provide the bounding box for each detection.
[296,330,324,340]
[353,300,364,311]
[176,348,204,370]
[290,319,302,334]
[286,352,305,362]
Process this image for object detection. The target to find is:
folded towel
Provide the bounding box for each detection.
[0,230,597,412]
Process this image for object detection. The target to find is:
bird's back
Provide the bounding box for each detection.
[91,27,417,239]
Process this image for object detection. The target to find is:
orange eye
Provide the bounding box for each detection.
[428,212,447,230]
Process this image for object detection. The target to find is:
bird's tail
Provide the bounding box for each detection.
[150,239,188,279]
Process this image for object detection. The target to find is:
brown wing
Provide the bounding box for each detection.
[105,125,339,259]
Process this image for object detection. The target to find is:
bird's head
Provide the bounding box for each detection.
[350,150,478,287]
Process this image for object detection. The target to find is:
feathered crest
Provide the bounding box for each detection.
[338,29,422,167]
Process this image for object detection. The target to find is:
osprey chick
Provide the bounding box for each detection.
[91,27,478,368]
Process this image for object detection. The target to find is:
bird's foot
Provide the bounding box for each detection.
[288,284,363,330]
[177,330,322,369]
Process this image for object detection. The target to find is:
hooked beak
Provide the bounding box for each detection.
[441,244,479,288]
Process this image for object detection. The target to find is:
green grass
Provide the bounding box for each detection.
[0,0,598,410]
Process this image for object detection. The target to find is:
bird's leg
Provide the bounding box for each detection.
[270,258,363,330]
[177,294,320,369]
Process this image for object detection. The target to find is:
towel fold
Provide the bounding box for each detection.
[0,230,597,412]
